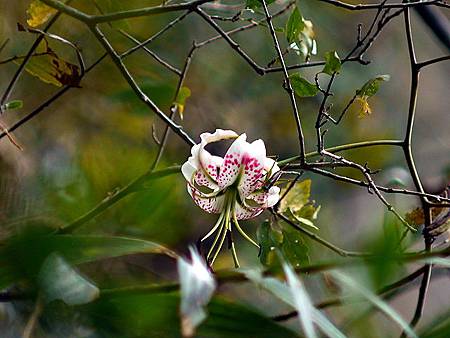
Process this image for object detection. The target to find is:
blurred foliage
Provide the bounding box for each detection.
[0,0,449,337]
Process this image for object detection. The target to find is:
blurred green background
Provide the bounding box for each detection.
[0,0,449,337]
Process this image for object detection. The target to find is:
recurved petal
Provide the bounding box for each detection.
[247,186,281,209]
[199,129,239,145]
[188,184,225,214]
[193,129,238,186]
[234,201,264,220]
[182,160,197,183]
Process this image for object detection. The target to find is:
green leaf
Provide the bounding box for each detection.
[38,253,99,305]
[280,227,309,268]
[257,220,282,267]
[245,0,276,10]
[283,262,317,338]
[2,99,23,111]
[257,221,309,268]
[288,15,317,58]
[332,271,418,338]
[0,228,177,289]
[356,74,390,97]
[353,75,391,118]
[290,74,319,97]
[244,268,346,338]
[286,8,304,44]
[84,292,298,338]
[322,51,341,75]
[174,86,191,120]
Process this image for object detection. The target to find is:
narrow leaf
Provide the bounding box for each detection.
[84,292,298,337]
[332,271,418,338]
[283,262,317,338]
[0,231,177,290]
[38,253,99,305]
[244,268,346,338]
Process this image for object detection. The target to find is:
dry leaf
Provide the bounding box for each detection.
[14,39,81,87]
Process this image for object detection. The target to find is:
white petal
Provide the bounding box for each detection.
[234,201,264,220]
[217,134,248,189]
[199,154,223,184]
[178,247,216,337]
[246,186,280,209]
[199,129,238,144]
[188,129,238,186]
[182,161,197,182]
[188,185,225,214]
[266,186,281,207]
[264,157,280,177]
[237,139,267,198]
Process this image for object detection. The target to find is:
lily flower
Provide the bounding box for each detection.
[181,129,281,267]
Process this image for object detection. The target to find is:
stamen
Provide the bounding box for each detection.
[232,212,260,249]
[207,222,224,262]
[209,223,227,266]
[201,211,225,242]
[209,193,233,265]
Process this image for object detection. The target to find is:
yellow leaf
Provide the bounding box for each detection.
[26,0,57,27]
[279,179,311,213]
[14,39,81,87]
[355,96,372,118]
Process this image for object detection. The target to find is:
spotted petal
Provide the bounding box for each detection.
[234,201,264,220]
[183,129,237,189]
[237,139,267,199]
[198,129,237,181]
[217,134,248,189]
[247,186,281,208]
[188,185,225,214]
